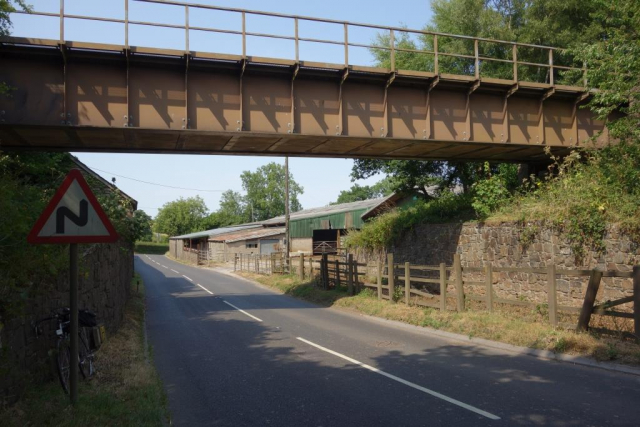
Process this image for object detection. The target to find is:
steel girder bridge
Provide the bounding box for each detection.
[0,0,609,162]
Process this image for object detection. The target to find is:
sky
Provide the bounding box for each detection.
[9,0,433,217]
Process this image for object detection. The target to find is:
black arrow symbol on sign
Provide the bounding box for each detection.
[56,200,89,234]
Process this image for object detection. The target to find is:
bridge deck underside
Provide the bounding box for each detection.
[0,39,609,162]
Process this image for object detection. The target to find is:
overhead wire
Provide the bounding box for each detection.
[86,166,225,193]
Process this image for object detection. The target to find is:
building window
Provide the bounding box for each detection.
[246,241,258,249]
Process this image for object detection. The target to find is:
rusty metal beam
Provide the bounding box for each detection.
[0,40,610,162]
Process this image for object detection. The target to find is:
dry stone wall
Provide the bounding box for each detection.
[360,222,638,308]
[0,241,133,406]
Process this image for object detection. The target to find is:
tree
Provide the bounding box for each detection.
[240,162,303,221]
[132,210,153,241]
[153,196,209,236]
[0,1,30,37]
[201,190,250,229]
[333,177,396,204]
[1,1,30,95]
[358,0,607,198]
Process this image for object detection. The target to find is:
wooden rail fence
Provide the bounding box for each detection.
[316,253,638,336]
[234,253,287,275]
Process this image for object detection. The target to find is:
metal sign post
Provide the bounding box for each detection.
[69,243,78,403]
[28,169,118,404]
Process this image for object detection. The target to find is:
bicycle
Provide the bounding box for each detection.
[32,308,99,394]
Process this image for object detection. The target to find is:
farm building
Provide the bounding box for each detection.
[169,194,411,263]
[169,224,261,264]
[208,227,285,261]
[263,197,393,254]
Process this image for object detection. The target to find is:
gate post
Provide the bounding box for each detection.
[454,254,465,311]
[322,253,329,290]
[634,266,640,342]
[486,263,493,312]
[404,262,410,305]
[347,254,354,295]
[298,254,304,280]
[548,264,557,327]
[388,253,395,302]
[377,260,382,300]
[439,263,447,311]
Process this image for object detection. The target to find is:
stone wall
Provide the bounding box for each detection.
[0,241,134,406]
[359,222,638,308]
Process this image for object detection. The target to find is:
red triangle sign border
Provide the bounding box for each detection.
[27,169,120,244]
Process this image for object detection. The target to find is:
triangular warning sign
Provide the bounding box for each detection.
[27,169,119,244]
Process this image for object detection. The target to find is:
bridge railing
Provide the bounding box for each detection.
[9,0,586,86]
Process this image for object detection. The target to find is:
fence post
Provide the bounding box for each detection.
[454,254,464,312]
[485,263,493,312]
[234,254,237,271]
[439,263,447,311]
[377,260,382,300]
[634,266,640,342]
[388,253,395,302]
[347,254,354,295]
[308,256,312,279]
[405,262,410,305]
[577,269,603,332]
[322,253,329,290]
[548,264,557,326]
[335,259,341,288]
[354,258,360,293]
[298,254,304,280]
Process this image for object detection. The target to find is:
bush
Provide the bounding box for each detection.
[345,191,474,251]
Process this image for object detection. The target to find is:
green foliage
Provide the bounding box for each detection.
[345,191,474,251]
[520,224,539,247]
[333,177,395,204]
[0,152,138,322]
[0,1,31,37]
[471,163,519,217]
[134,241,169,255]
[240,162,303,221]
[153,196,208,236]
[132,210,153,241]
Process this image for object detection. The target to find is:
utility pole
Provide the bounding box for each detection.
[285,156,290,270]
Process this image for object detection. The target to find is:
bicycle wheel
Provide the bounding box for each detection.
[56,338,71,394]
[78,328,94,379]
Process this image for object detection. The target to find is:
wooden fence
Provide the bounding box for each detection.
[315,253,639,335]
[234,253,287,275]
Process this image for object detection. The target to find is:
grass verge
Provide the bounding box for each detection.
[1,273,169,426]
[135,241,169,255]
[237,272,640,366]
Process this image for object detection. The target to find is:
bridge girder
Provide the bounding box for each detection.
[0,39,609,162]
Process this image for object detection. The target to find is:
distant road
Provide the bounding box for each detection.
[137,254,640,426]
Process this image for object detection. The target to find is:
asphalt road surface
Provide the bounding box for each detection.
[137,254,640,426]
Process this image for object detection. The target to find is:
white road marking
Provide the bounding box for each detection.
[296,337,500,420]
[182,275,193,282]
[171,269,180,274]
[196,283,214,295]
[223,301,263,322]
[161,265,168,269]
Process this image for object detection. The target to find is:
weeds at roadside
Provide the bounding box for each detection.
[0,273,169,426]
